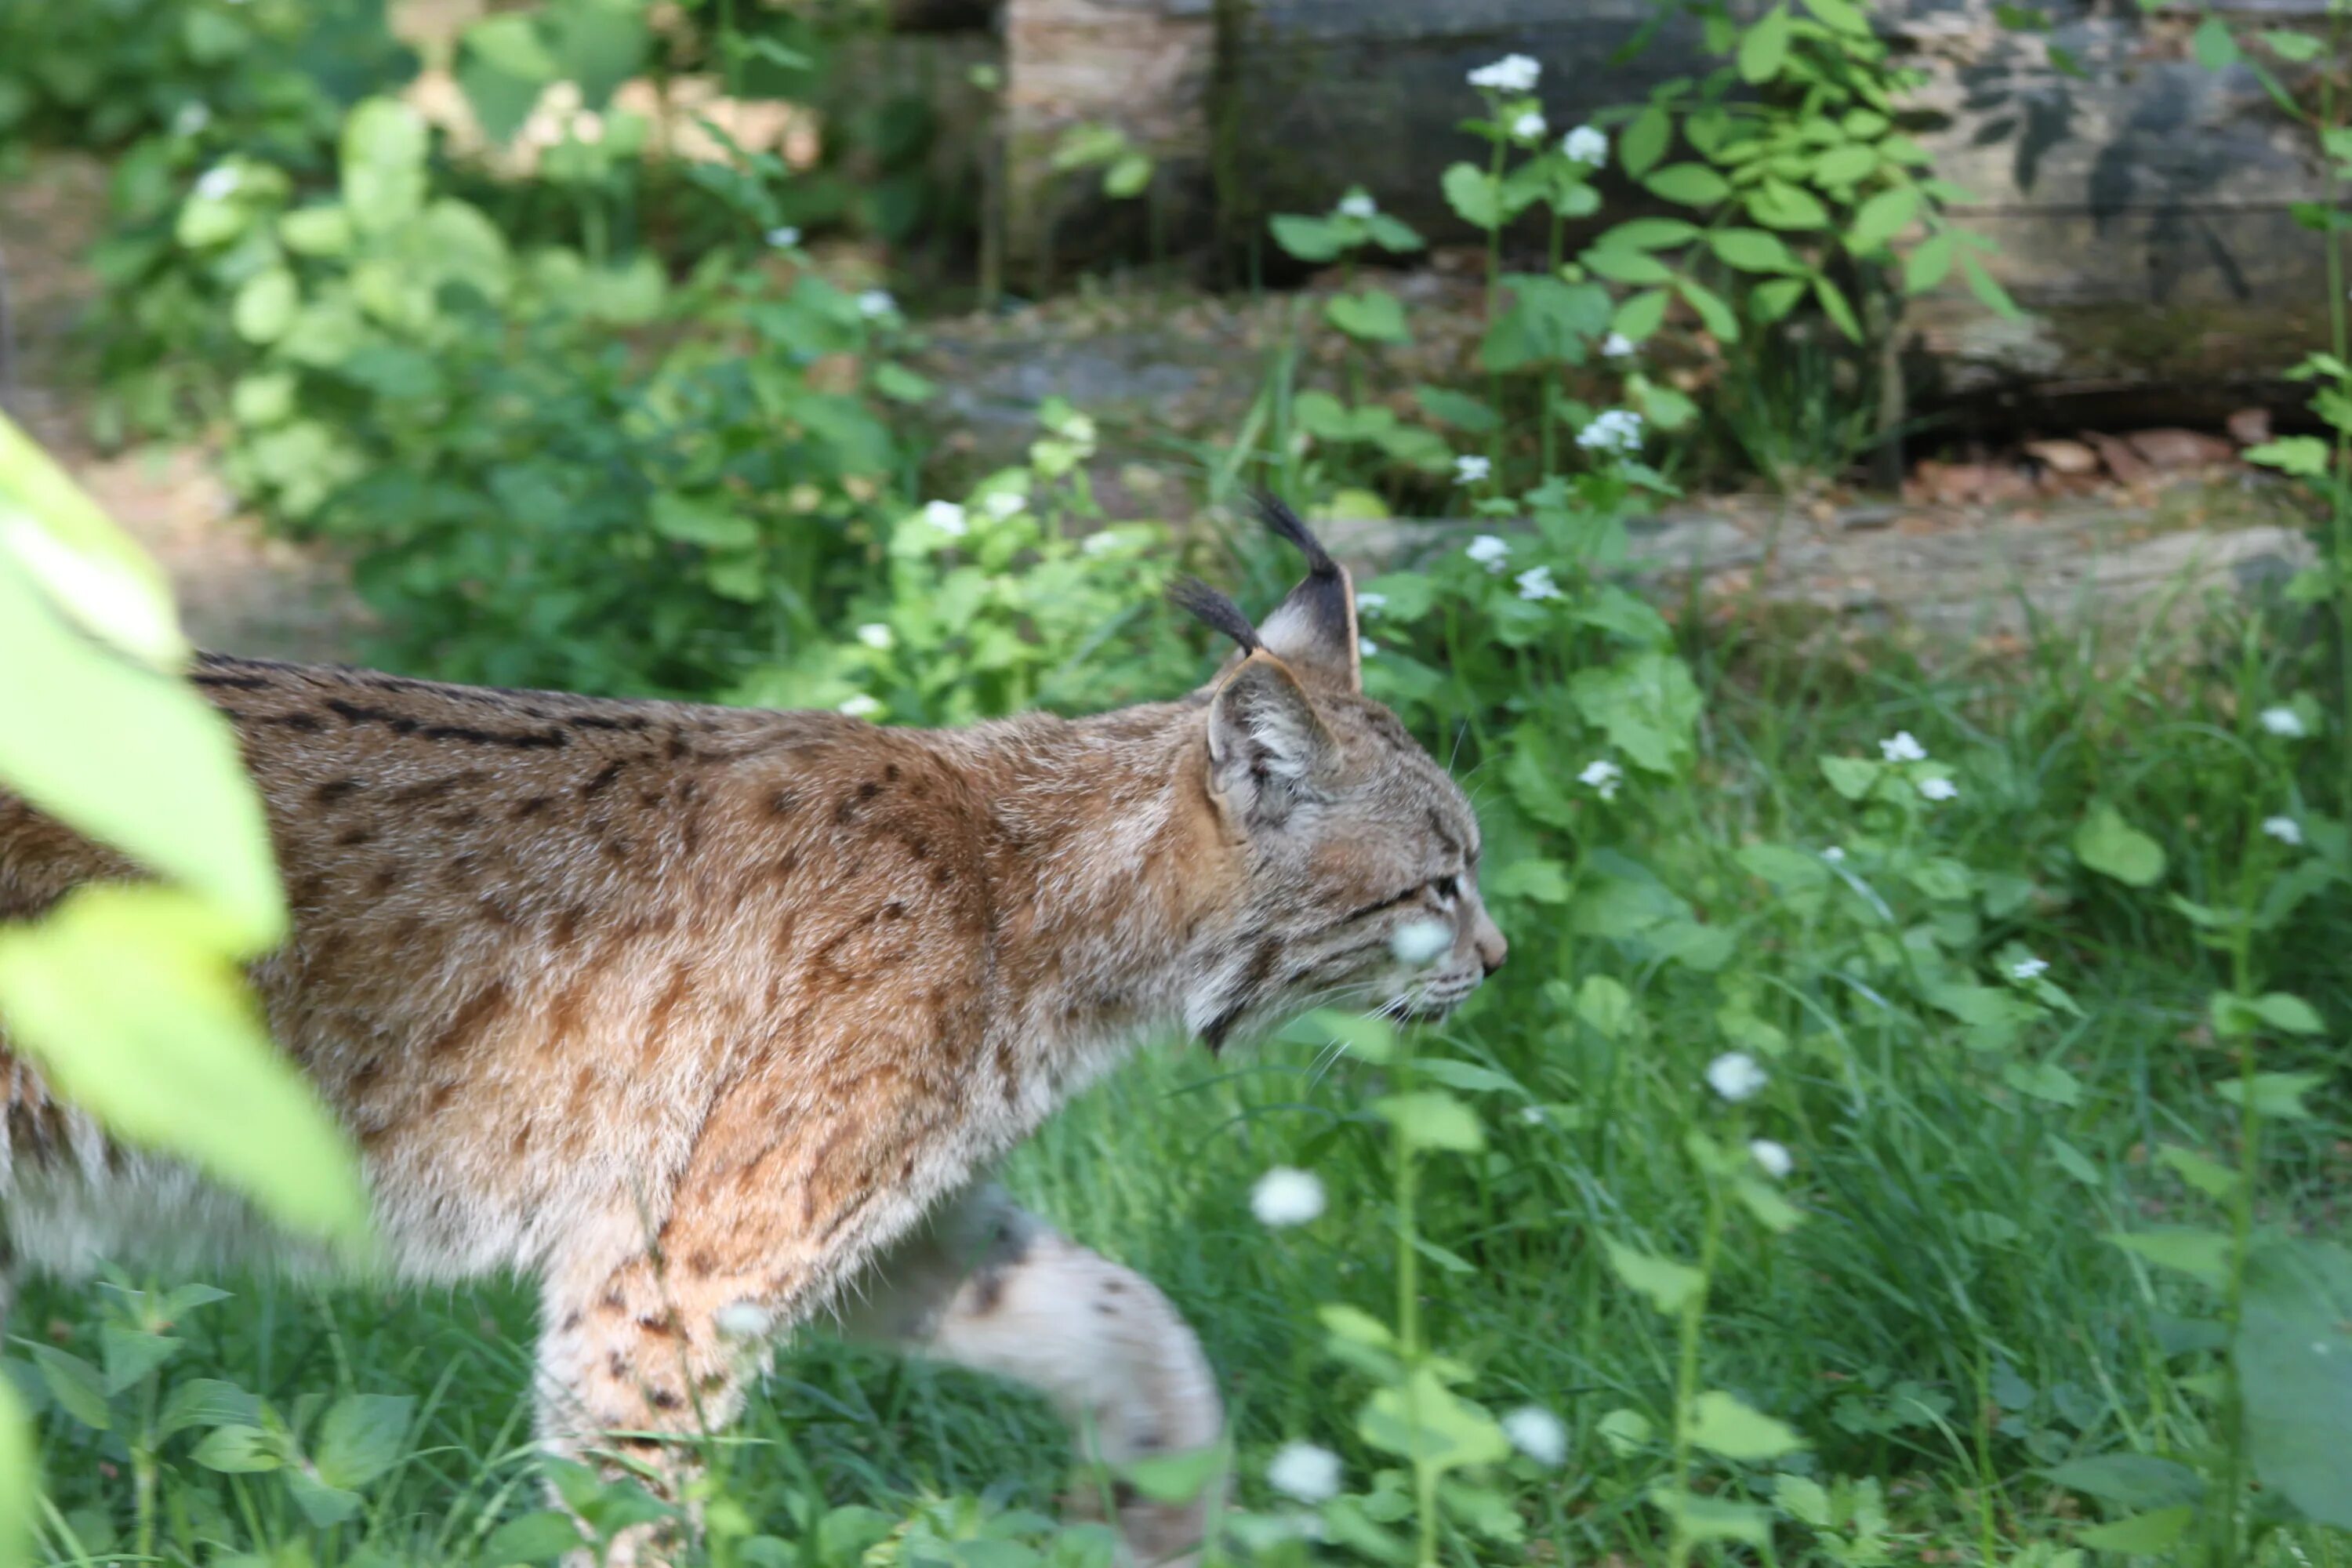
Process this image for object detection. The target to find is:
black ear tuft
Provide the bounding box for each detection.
[1254,491,1341,583]
[1171,577,1261,654]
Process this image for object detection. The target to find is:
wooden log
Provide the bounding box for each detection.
[1000,0,2343,414]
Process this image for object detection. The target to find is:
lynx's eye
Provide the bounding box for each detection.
[1431,874,1461,906]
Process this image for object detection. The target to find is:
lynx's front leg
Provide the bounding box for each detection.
[841,1184,1226,1566]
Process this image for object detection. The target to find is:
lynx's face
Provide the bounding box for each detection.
[1180,502,1506,1048]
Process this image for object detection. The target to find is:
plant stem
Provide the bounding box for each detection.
[1664,1166,1725,1568]
[1485,121,1508,479]
[1391,1030,1439,1568]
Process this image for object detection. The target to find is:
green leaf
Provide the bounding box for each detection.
[339,97,429,234]
[1359,1367,1511,1472]
[2214,1072,2325,1120]
[1287,1007,1397,1064]
[1732,1175,1803,1233]
[2263,28,2323,62]
[2251,991,2325,1034]
[2190,16,2239,70]
[100,1326,180,1395]
[1687,1391,1805,1460]
[1675,277,1740,343]
[484,1511,588,1565]
[1575,975,1635,1038]
[1738,6,1793,82]
[1488,857,1571,905]
[2002,1061,2082,1106]
[1820,754,1881,800]
[314,1393,413,1490]
[1848,186,1922,253]
[1748,180,1831,230]
[1326,289,1410,343]
[1603,217,1704,251]
[191,1422,283,1473]
[1801,0,1871,34]
[1611,289,1671,341]
[2078,1506,2194,1552]
[2046,1454,2205,1510]
[1115,1443,1224,1504]
[1413,387,1500,434]
[1604,1237,1704,1315]
[2155,1146,2242,1202]
[2108,1228,2231,1288]
[649,494,757,549]
[2237,1240,2352,1525]
[1374,1091,1486,1153]
[1649,1487,1771,1544]
[2074,804,2166,887]
[159,1378,263,1438]
[1905,231,1959,292]
[1645,163,1732,207]
[1584,247,1676,285]
[1775,1472,1832,1526]
[2245,435,2332,477]
[1621,103,1672,178]
[1813,275,1864,340]
[231,268,299,345]
[0,1381,27,1568]
[1270,213,1345,263]
[1104,153,1153,198]
[285,1469,365,1529]
[29,1347,108,1431]
[1708,228,1798,272]
[0,886,370,1246]
[1959,252,2024,320]
[1441,163,1501,230]
[1570,652,1702,774]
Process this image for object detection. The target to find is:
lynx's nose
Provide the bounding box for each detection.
[1472,912,1507,976]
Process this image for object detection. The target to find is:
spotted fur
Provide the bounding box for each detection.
[0,506,1504,1561]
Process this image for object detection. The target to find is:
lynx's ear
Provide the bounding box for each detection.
[1252,493,1360,693]
[1206,653,1337,828]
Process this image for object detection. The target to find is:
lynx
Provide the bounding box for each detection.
[0,501,1504,1561]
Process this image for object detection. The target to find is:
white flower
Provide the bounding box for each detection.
[1390,918,1453,967]
[1265,1441,1343,1504]
[1515,565,1562,602]
[1879,731,1927,763]
[764,224,800,249]
[2008,955,2049,982]
[1465,533,1510,572]
[1511,110,1548,142]
[1706,1051,1768,1103]
[1467,53,1541,93]
[1748,1138,1794,1179]
[1454,453,1493,485]
[837,694,882,719]
[1251,1167,1327,1228]
[1578,758,1622,801]
[1576,408,1644,456]
[1338,191,1377,219]
[1058,411,1100,445]
[983,490,1025,520]
[2263,815,2303,846]
[1501,1406,1567,1467]
[1600,331,1635,359]
[2259,706,2307,739]
[1356,590,1387,615]
[855,622,895,652]
[1918,775,1958,804]
[172,102,212,137]
[1357,637,1378,659]
[1822,846,1846,863]
[1082,528,1123,555]
[1519,1105,1547,1125]
[1561,125,1608,166]
[921,499,968,536]
[856,289,897,319]
[194,164,241,201]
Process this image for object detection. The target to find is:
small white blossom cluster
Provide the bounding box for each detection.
[2008,955,2049,982]
[1600,331,1635,359]
[195,164,241,201]
[1465,534,1511,573]
[921,499,967,537]
[1515,565,1562,602]
[856,289,897,320]
[1707,1051,1768,1103]
[174,102,212,137]
[1748,1138,1793,1179]
[1338,190,1378,219]
[2264,815,2303,846]
[1251,1167,1327,1228]
[1511,110,1548,143]
[1266,1441,1342,1503]
[1454,452,1493,485]
[1577,408,1644,456]
[1501,1406,1566,1467]
[1579,757,1622,801]
[1561,125,1608,166]
[1876,731,1958,804]
[1468,53,1541,93]
[855,622,895,652]
[837,694,882,719]
[1358,636,1378,659]
[984,490,1025,521]
[765,225,801,249]
[2259,705,2307,738]
[1356,590,1388,615]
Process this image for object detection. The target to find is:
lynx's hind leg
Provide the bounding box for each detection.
[842,1184,1226,1566]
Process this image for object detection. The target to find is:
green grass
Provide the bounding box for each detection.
[14,590,2348,1566]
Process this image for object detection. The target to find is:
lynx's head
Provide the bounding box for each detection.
[1176,499,1505,1049]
